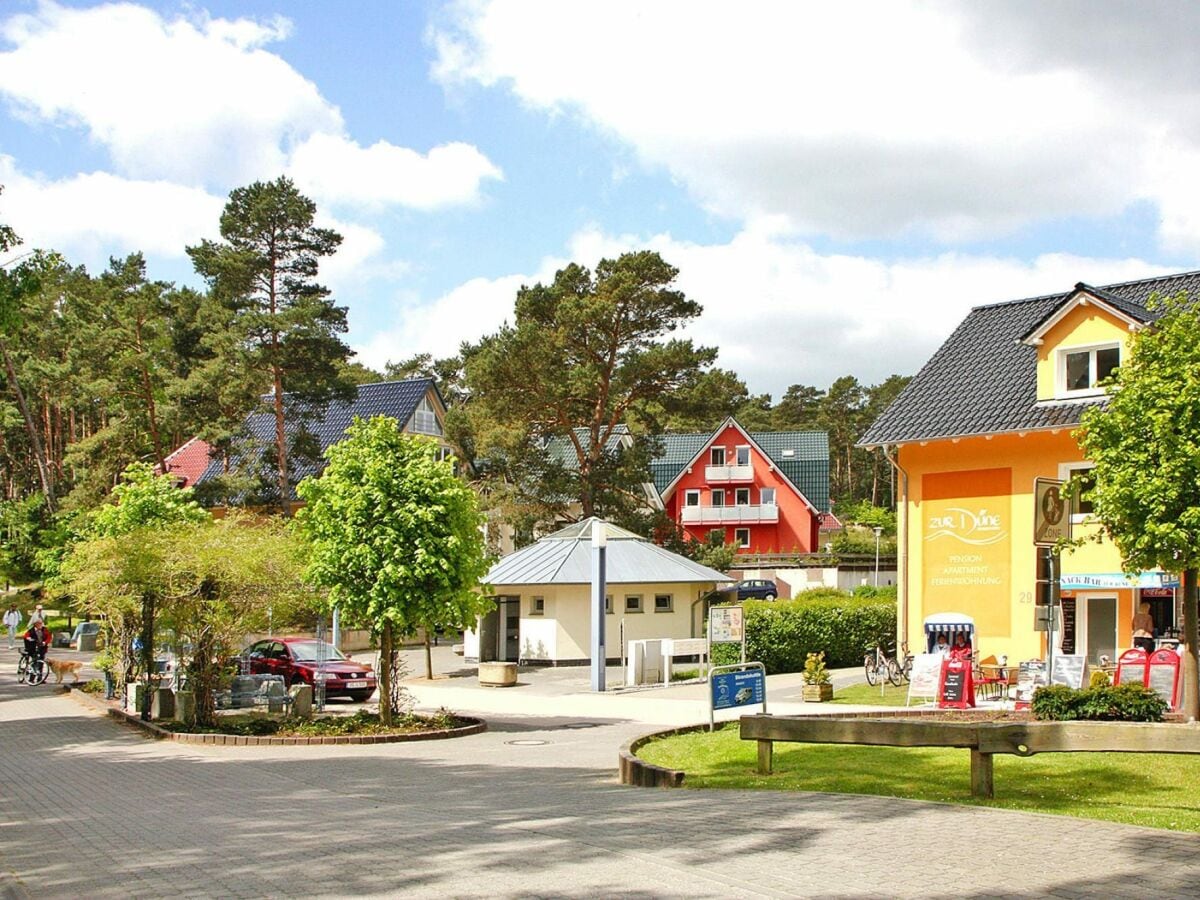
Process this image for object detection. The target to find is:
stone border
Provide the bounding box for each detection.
[62,685,486,746]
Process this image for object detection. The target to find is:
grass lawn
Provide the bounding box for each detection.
[828,681,923,706]
[637,724,1200,832]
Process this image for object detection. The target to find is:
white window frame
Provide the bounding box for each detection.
[734,528,750,549]
[1058,462,1097,523]
[410,395,443,436]
[624,594,643,614]
[735,445,751,466]
[683,490,700,507]
[711,489,725,507]
[710,446,726,466]
[760,487,776,506]
[653,593,674,613]
[529,596,545,616]
[735,488,750,506]
[1057,343,1120,398]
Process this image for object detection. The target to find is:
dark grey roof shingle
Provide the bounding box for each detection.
[860,271,1200,446]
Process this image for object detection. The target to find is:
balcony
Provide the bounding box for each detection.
[704,464,755,482]
[680,504,779,525]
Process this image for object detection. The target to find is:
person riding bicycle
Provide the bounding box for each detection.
[23,619,50,663]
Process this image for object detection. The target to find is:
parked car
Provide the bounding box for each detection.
[242,637,377,702]
[731,579,779,601]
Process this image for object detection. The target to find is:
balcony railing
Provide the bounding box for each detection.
[680,504,779,525]
[704,463,755,482]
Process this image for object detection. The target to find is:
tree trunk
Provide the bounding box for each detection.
[140,592,156,721]
[272,364,291,516]
[379,620,394,727]
[0,337,55,512]
[1182,568,1199,721]
[424,629,433,681]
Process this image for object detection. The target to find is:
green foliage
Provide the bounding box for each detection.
[1090,669,1112,689]
[711,589,895,673]
[1031,683,1167,722]
[89,462,207,537]
[835,499,896,534]
[802,651,831,685]
[830,528,898,556]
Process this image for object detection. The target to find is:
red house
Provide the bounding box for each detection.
[652,418,829,554]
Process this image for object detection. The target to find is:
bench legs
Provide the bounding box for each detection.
[970,749,994,799]
[757,739,774,775]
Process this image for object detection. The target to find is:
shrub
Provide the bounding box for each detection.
[1089,669,1111,689]
[1032,683,1167,722]
[710,589,895,673]
[802,651,831,685]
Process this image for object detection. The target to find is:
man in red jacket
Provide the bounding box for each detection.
[23,620,50,662]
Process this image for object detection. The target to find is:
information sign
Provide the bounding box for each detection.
[1034,478,1070,547]
[1014,659,1048,709]
[1059,597,1077,654]
[1115,647,1149,687]
[906,653,943,706]
[1051,655,1086,690]
[1147,648,1181,710]
[708,606,744,643]
[711,667,765,711]
[937,656,975,709]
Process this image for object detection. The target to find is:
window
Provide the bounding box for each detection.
[654,593,674,613]
[684,490,700,507]
[529,596,545,616]
[411,396,443,436]
[735,488,750,506]
[1060,463,1096,519]
[711,489,725,507]
[760,487,776,506]
[1059,344,1120,395]
[735,446,750,466]
[605,594,613,614]
[710,447,726,466]
[624,595,643,613]
[735,528,750,549]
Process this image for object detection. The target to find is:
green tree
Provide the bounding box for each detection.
[467,251,716,527]
[295,417,492,724]
[1077,290,1200,719]
[187,176,352,515]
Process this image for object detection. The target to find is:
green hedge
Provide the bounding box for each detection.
[710,589,896,673]
[1031,683,1167,722]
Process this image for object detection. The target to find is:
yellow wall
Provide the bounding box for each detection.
[898,430,1130,662]
[1035,302,1132,400]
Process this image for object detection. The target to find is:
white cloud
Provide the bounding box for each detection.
[429,1,1200,247]
[0,155,222,262]
[288,134,503,212]
[358,223,1171,394]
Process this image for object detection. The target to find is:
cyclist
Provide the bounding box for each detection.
[23,619,50,667]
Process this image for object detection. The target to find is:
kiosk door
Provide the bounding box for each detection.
[1085,596,1117,665]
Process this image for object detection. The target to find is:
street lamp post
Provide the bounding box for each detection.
[873,526,883,587]
[590,519,607,692]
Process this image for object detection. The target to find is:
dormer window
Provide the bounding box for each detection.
[411,396,442,436]
[1059,344,1120,397]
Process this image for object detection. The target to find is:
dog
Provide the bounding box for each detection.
[46,657,84,684]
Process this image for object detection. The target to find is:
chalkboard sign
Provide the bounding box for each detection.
[937,657,974,709]
[1051,655,1085,689]
[1015,659,1048,708]
[1116,647,1149,687]
[1147,648,1181,710]
[1059,598,1076,654]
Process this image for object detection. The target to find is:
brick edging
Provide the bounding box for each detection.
[61,685,487,745]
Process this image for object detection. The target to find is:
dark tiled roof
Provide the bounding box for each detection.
[860,271,1200,446]
[194,379,438,498]
[651,429,830,512]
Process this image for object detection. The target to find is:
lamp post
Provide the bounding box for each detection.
[591,518,607,692]
[873,526,883,587]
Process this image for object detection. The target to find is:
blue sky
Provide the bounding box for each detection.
[2,1,1198,395]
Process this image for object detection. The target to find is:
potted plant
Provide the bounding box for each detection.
[802,651,833,702]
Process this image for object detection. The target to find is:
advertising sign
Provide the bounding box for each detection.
[1116,647,1149,687]
[906,653,943,705]
[922,468,1012,638]
[1051,655,1086,690]
[1147,648,1182,710]
[1014,659,1048,709]
[711,667,765,711]
[937,656,975,709]
[1034,478,1070,547]
[708,606,744,643]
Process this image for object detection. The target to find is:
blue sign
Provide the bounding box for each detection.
[711,668,765,710]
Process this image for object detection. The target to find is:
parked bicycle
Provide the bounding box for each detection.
[17,650,48,686]
[863,642,903,687]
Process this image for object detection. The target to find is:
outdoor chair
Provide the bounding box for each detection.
[974,654,1005,700]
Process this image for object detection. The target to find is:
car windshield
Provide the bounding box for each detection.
[287,641,347,662]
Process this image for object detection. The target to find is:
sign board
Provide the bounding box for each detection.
[1014,659,1048,709]
[711,667,765,711]
[1051,654,1086,690]
[1147,648,1181,710]
[1034,478,1070,547]
[906,653,943,706]
[708,606,744,643]
[937,656,975,709]
[1034,605,1062,632]
[1116,647,1149,687]
[1059,597,1077,654]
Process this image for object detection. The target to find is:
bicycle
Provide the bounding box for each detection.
[863,643,903,687]
[17,651,48,686]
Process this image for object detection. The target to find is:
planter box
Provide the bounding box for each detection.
[479,661,518,687]
[802,683,833,702]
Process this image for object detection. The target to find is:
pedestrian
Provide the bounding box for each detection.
[3,603,21,650]
[23,619,50,663]
[30,603,45,626]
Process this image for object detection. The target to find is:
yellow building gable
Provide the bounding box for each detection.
[1030,294,1140,401]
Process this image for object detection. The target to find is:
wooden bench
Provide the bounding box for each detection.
[740,714,1200,798]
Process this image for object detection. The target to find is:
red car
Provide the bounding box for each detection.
[243,638,377,702]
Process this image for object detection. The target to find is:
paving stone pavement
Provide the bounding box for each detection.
[2,648,1200,899]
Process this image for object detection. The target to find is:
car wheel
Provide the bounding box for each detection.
[348,690,374,703]
[763,593,776,601]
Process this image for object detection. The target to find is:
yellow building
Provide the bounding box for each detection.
[861,274,1196,665]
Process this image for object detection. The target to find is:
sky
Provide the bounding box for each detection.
[1,0,1199,397]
